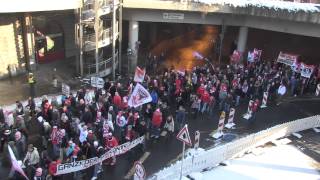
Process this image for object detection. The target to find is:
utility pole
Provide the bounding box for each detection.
[22,13,36,98]
[21,13,31,72]
[112,0,117,80]
[79,0,84,76]
[119,0,123,74]
[94,0,100,75]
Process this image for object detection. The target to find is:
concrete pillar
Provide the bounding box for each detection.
[129,20,139,73]
[237,26,248,53]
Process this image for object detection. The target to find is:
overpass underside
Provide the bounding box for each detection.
[123,0,320,38]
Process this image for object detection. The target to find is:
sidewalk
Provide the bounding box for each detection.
[0,59,81,105]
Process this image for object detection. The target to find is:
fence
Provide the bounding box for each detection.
[151,115,320,180]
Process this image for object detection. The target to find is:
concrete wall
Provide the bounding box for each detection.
[123,8,320,38]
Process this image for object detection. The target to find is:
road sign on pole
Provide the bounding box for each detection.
[176,124,191,180]
[194,131,200,149]
[176,124,192,146]
[61,83,70,96]
[90,76,104,89]
[134,161,146,180]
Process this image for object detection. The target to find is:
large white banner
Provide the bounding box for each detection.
[134,67,146,83]
[128,83,152,108]
[56,136,144,175]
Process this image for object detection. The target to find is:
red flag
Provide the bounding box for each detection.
[134,67,146,83]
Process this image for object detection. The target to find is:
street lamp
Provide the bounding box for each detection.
[127,48,133,76]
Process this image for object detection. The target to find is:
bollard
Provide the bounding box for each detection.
[260,92,268,108]
[243,100,253,120]
[212,111,225,139]
[316,84,320,96]
[225,108,236,129]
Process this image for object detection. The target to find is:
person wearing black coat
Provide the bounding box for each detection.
[81,106,93,125]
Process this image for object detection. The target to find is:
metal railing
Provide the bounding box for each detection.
[86,52,118,75]
[82,0,114,20]
[83,28,112,51]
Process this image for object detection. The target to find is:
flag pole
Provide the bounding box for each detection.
[179,142,185,180]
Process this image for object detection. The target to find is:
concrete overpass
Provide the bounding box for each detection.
[122,0,320,69]
[1,0,320,78]
[123,0,320,38]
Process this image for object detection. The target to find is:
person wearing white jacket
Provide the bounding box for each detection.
[23,144,40,178]
[277,83,287,105]
[163,115,175,141]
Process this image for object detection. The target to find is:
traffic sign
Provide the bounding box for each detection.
[61,83,70,95]
[91,76,105,89]
[176,124,192,146]
[134,161,146,180]
[194,131,200,149]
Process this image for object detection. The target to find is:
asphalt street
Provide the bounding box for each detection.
[1,96,319,180]
[90,96,320,180]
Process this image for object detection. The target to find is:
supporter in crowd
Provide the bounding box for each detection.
[1,54,319,179]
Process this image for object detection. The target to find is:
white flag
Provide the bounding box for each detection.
[8,146,29,180]
[128,83,152,108]
[134,67,146,83]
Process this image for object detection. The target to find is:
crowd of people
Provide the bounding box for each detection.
[0,57,319,180]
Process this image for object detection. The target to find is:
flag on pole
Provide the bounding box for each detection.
[8,145,29,180]
[128,83,152,108]
[247,51,254,62]
[193,51,204,60]
[134,67,146,83]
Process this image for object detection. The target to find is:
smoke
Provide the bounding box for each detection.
[151,26,218,70]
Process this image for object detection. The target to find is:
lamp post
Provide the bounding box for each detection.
[127,48,133,76]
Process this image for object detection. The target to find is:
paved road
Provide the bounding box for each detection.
[102,97,320,180]
[1,97,319,180]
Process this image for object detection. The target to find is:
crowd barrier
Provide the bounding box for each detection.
[150,115,320,180]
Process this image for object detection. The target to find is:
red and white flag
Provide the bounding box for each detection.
[8,146,29,180]
[134,67,146,83]
[128,83,152,108]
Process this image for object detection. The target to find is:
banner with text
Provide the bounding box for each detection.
[277,52,298,66]
[300,63,314,78]
[56,136,144,175]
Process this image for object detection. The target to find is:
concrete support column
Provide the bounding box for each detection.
[128,20,139,74]
[237,26,248,53]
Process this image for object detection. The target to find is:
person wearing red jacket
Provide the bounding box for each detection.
[249,99,260,124]
[200,90,210,114]
[152,108,162,128]
[197,84,205,96]
[105,135,118,165]
[151,108,162,138]
[48,158,61,178]
[113,92,122,110]
[175,77,182,95]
